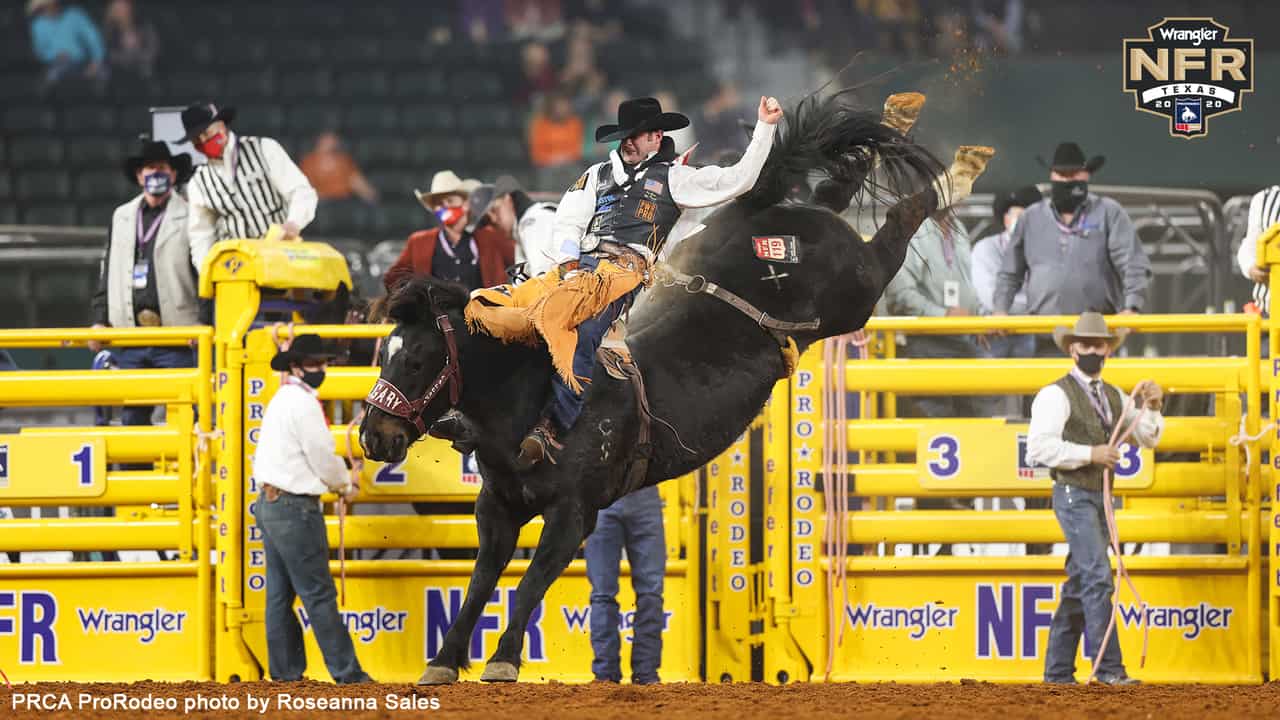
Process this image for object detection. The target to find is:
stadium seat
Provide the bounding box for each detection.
[400,104,457,132]
[278,70,333,100]
[21,203,80,227]
[235,105,286,135]
[225,70,278,100]
[355,138,410,167]
[336,70,392,99]
[76,170,135,202]
[343,105,399,133]
[67,137,127,168]
[80,202,122,227]
[15,171,72,201]
[60,104,119,134]
[0,204,17,225]
[459,104,520,132]
[468,136,527,168]
[285,104,343,135]
[392,70,448,99]
[367,171,419,201]
[449,70,504,101]
[0,72,41,100]
[4,106,57,133]
[8,137,66,168]
[0,171,12,200]
[164,70,224,100]
[410,137,467,166]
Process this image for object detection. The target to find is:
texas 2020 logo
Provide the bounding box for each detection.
[1122,17,1254,139]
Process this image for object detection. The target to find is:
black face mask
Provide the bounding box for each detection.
[1075,352,1105,376]
[301,369,326,389]
[1051,180,1088,214]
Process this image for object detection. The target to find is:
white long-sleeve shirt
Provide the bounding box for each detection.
[1235,185,1280,312]
[550,119,777,265]
[1027,368,1163,471]
[186,132,318,254]
[254,377,348,496]
[515,201,559,277]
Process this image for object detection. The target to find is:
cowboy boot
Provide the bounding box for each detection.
[515,418,563,471]
[429,410,478,454]
[940,145,996,206]
[881,92,926,136]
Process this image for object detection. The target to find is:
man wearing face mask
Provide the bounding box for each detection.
[992,143,1151,355]
[180,102,318,253]
[89,139,202,425]
[1026,312,1164,685]
[255,334,373,684]
[381,170,515,294]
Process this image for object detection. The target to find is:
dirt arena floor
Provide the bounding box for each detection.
[3,681,1278,719]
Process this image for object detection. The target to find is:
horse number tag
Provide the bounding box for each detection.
[752,235,799,264]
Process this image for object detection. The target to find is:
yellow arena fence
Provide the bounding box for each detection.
[1,230,1277,683]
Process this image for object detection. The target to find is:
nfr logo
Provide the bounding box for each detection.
[976,583,1055,659]
[0,591,59,664]
[425,588,544,662]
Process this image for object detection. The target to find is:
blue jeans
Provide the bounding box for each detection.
[547,253,639,431]
[584,486,666,683]
[115,346,195,427]
[1044,482,1125,682]
[257,492,369,683]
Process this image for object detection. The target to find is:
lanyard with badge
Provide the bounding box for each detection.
[134,205,166,290]
[940,223,961,309]
[1075,374,1114,432]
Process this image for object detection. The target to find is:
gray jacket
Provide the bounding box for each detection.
[993,195,1150,315]
[105,193,202,328]
[885,217,983,356]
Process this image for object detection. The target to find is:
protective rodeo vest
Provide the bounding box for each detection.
[1049,374,1125,492]
[585,161,680,255]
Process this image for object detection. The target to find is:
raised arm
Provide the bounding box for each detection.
[666,96,781,209]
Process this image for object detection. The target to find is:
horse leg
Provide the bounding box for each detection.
[480,498,590,682]
[870,187,940,279]
[418,486,520,685]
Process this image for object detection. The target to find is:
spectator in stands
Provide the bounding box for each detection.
[300,132,379,205]
[529,90,585,190]
[27,0,106,93]
[993,143,1150,354]
[88,140,200,426]
[885,210,994,418]
[971,0,1025,54]
[460,0,507,43]
[516,41,558,106]
[1235,184,1280,315]
[256,334,372,685]
[470,175,558,277]
[561,21,604,112]
[1029,312,1163,685]
[382,171,514,293]
[507,0,565,40]
[180,102,318,252]
[585,487,666,685]
[696,81,746,158]
[103,0,157,80]
[972,185,1041,357]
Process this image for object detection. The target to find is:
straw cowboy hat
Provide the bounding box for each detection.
[1052,312,1129,354]
[414,170,481,208]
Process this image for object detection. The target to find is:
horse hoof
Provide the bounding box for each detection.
[417,665,459,685]
[480,661,519,682]
[882,92,926,134]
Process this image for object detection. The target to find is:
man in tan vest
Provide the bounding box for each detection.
[89,139,202,427]
[1026,312,1164,684]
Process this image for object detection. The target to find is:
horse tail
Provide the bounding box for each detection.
[740,89,944,211]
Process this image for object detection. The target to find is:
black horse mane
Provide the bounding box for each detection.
[741,88,944,212]
[385,276,470,325]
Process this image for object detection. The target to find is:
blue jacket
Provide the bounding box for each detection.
[30,6,104,64]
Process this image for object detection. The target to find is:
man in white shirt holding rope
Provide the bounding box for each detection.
[1026,312,1164,685]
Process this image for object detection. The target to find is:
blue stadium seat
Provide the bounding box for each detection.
[4,106,57,133]
[15,170,72,201]
[8,137,65,168]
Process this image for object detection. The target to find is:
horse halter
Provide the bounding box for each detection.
[364,308,463,435]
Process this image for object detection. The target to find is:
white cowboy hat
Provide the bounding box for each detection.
[27,0,56,14]
[414,170,480,208]
[1052,312,1129,354]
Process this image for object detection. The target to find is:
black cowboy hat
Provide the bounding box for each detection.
[595,97,690,144]
[122,139,194,185]
[1038,142,1105,174]
[179,102,237,143]
[992,184,1043,223]
[270,334,338,372]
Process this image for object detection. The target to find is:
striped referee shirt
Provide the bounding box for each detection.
[186,132,317,260]
[1235,185,1280,313]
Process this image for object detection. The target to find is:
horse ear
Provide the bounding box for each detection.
[426,278,471,313]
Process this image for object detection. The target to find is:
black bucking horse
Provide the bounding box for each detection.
[359,90,946,684]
